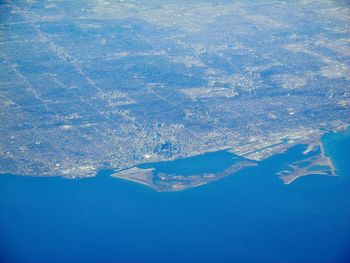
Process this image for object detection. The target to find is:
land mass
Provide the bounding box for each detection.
[0,0,349,191]
[111,160,256,192]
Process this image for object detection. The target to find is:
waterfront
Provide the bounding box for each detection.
[1,129,349,263]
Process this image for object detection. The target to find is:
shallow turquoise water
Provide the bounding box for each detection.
[1,130,349,263]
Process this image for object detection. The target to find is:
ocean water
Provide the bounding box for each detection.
[1,130,350,263]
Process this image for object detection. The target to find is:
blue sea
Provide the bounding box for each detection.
[1,129,350,263]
